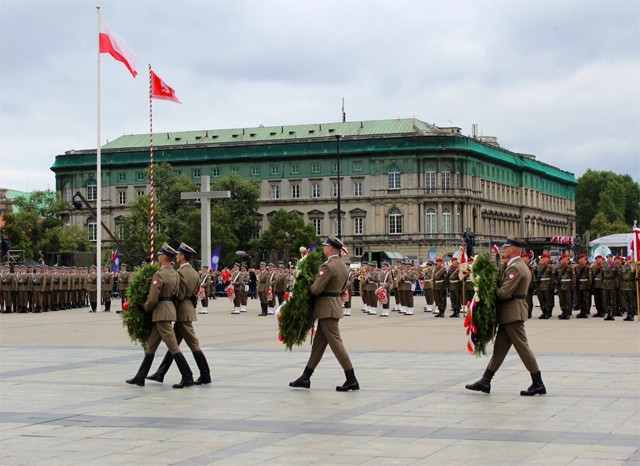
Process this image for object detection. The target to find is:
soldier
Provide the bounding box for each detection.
[116,263,131,313]
[575,254,592,318]
[433,258,448,317]
[614,256,624,316]
[274,263,288,307]
[257,262,271,316]
[1,263,16,313]
[86,266,98,312]
[448,257,462,318]
[378,261,393,317]
[463,256,476,314]
[49,266,60,311]
[101,265,114,312]
[16,265,31,313]
[125,243,194,389]
[465,236,546,396]
[239,264,250,313]
[400,263,417,316]
[534,253,555,319]
[198,267,211,314]
[289,235,359,392]
[422,262,435,313]
[621,256,637,321]
[230,263,243,314]
[343,265,356,316]
[363,262,378,315]
[556,254,575,320]
[147,243,211,385]
[591,255,605,317]
[521,254,535,319]
[602,254,620,321]
[266,263,279,315]
[30,266,45,313]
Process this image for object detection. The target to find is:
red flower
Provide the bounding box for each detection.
[278,335,284,342]
[122,301,129,311]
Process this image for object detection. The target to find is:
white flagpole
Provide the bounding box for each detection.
[96,5,102,311]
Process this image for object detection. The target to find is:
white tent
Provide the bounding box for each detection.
[589,233,632,257]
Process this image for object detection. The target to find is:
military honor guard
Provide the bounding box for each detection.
[556,253,576,320]
[86,266,98,312]
[343,266,356,316]
[257,262,271,316]
[621,256,637,321]
[362,262,379,315]
[0,263,16,313]
[433,258,448,317]
[575,254,592,318]
[398,263,416,315]
[422,262,435,313]
[126,243,194,389]
[230,263,244,314]
[116,263,131,313]
[198,267,212,314]
[591,255,605,317]
[602,254,620,321]
[289,235,359,392]
[378,261,393,317]
[447,257,462,317]
[465,236,546,396]
[534,253,555,319]
[101,265,114,312]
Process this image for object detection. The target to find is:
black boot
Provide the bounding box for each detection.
[520,371,546,396]
[172,352,194,389]
[126,353,155,386]
[259,303,268,316]
[289,366,313,389]
[465,368,494,394]
[193,351,211,385]
[624,310,635,321]
[450,310,460,318]
[336,368,359,392]
[604,311,615,321]
[146,351,174,383]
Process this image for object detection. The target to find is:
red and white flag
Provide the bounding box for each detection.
[460,245,467,264]
[150,70,182,104]
[631,224,640,262]
[99,16,137,78]
[492,244,500,256]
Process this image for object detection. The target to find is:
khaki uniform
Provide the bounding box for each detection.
[144,265,181,355]
[174,263,201,352]
[534,263,555,318]
[433,265,448,316]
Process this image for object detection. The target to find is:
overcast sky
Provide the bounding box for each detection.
[1,0,639,192]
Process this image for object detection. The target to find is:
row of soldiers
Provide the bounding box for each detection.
[0,263,131,313]
[532,253,638,321]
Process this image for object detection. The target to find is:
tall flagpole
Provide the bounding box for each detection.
[96,5,103,311]
[149,64,155,263]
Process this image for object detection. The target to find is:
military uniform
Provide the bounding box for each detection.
[16,266,31,313]
[433,260,448,317]
[257,263,271,316]
[534,256,555,319]
[422,265,435,313]
[1,265,16,312]
[602,256,620,321]
[378,263,393,316]
[621,259,637,321]
[591,258,605,317]
[86,267,98,312]
[116,265,131,311]
[362,264,378,315]
[230,265,244,314]
[343,268,356,316]
[555,256,576,320]
[447,260,462,317]
[575,256,592,318]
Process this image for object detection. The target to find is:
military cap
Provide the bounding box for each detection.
[157,243,178,258]
[436,258,443,263]
[120,263,127,268]
[503,236,526,249]
[382,261,390,267]
[278,263,284,268]
[234,262,241,268]
[322,234,344,250]
[541,253,551,259]
[260,261,266,267]
[268,263,275,268]
[606,253,613,258]
[177,242,196,256]
[241,263,247,268]
[578,254,586,259]
[561,253,569,259]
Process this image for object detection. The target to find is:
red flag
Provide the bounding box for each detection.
[632,224,640,262]
[150,70,182,104]
[492,244,500,256]
[460,245,466,264]
[99,16,137,78]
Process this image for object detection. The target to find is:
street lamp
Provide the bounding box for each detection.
[335,134,342,239]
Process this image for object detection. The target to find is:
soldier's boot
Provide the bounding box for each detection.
[146,351,174,383]
[193,351,212,385]
[576,311,586,319]
[336,368,359,392]
[595,310,605,317]
[104,301,111,312]
[558,311,569,320]
[289,366,313,389]
[465,369,494,394]
[538,311,546,319]
[259,303,268,316]
[450,309,460,318]
[520,371,547,396]
[125,353,155,386]
[172,352,194,389]
[604,310,615,321]
[623,310,635,321]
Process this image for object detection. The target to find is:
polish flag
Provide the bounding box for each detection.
[150,70,182,104]
[631,224,640,262]
[99,16,137,78]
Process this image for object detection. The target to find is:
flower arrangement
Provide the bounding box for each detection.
[277,247,325,350]
[120,262,159,351]
[464,253,499,357]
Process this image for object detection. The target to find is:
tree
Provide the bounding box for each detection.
[0,190,71,261]
[211,173,260,250]
[249,209,319,264]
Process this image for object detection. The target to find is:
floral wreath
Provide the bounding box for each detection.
[464,253,499,357]
[120,262,160,352]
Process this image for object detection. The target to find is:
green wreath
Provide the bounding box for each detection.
[277,248,325,351]
[466,253,499,357]
[120,262,159,351]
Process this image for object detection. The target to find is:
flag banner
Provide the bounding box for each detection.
[99,16,137,77]
[150,70,182,103]
[428,246,437,263]
[211,244,222,271]
[113,249,121,273]
[632,224,640,262]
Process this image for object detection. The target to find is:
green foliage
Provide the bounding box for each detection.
[121,262,160,351]
[470,253,499,357]
[278,248,325,350]
[249,209,320,263]
[576,170,640,237]
[56,225,93,252]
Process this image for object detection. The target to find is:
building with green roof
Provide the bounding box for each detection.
[51,117,577,261]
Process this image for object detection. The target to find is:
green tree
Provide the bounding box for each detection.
[249,209,319,264]
[0,190,71,261]
[211,173,260,250]
[589,212,629,238]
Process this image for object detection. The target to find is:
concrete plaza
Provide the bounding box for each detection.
[1,296,639,465]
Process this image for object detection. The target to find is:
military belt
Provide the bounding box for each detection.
[540,278,551,280]
[158,297,174,301]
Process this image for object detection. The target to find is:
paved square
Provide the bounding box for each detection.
[1,297,639,465]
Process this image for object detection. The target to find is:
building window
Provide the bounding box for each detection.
[174,170,182,176]
[118,191,126,206]
[442,208,452,234]
[251,166,260,176]
[332,182,341,198]
[291,184,300,199]
[312,218,321,236]
[270,184,280,200]
[353,181,363,197]
[115,223,124,239]
[455,172,461,189]
[333,217,341,236]
[86,180,97,201]
[426,208,436,235]
[311,163,321,174]
[353,161,363,172]
[388,167,401,190]
[211,168,220,177]
[388,207,403,234]
[425,169,436,192]
[270,165,280,176]
[87,217,97,242]
[311,183,321,198]
[354,245,363,257]
[441,168,450,191]
[192,168,201,179]
[354,217,364,235]
[118,172,126,182]
[291,164,300,174]
[136,188,145,197]
[136,171,145,182]
[331,161,342,173]
[230,168,239,175]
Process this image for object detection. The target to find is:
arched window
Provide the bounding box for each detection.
[86,179,97,201]
[425,208,436,235]
[441,168,450,191]
[87,217,97,242]
[442,208,451,234]
[388,207,403,234]
[388,167,401,190]
[425,169,436,192]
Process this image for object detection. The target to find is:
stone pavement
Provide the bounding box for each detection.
[1,297,639,465]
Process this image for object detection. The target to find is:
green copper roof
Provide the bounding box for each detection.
[102,118,440,149]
